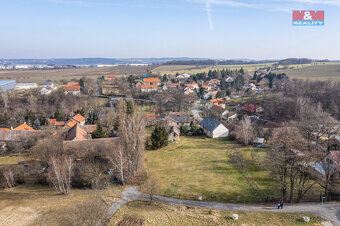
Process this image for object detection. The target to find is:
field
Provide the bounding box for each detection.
[0,65,156,84]
[110,201,323,226]
[152,63,275,76]
[145,136,279,203]
[144,136,322,203]
[274,62,340,80]
[0,185,123,226]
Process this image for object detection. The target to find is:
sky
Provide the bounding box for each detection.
[0,0,340,60]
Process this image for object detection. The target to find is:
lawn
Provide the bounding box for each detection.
[0,185,123,226]
[144,136,279,203]
[110,201,323,226]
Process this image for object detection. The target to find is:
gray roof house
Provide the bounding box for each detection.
[199,117,229,138]
[168,114,191,126]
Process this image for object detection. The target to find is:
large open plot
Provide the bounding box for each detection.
[110,201,323,226]
[145,136,322,203]
[0,65,157,84]
[275,63,340,80]
[0,185,123,226]
[145,136,279,203]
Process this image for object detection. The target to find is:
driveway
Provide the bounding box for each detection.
[106,187,340,226]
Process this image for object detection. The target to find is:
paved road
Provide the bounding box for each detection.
[107,187,339,226]
[191,107,203,122]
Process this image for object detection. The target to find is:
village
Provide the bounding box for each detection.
[0,66,339,225]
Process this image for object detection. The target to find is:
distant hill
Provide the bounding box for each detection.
[164,59,274,65]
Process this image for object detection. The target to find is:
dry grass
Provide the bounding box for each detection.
[0,65,156,83]
[275,62,340,80]
[144,136,322,203]
[0,154,28,165]
[110,201,323,226]
[145,136,278,203]
[0,185,124,226]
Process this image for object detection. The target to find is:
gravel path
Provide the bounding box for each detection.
[105,187,340,226]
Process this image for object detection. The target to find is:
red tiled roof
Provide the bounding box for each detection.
[65,119,77,129]
[143,78,159,83]
[66,124,88,141]
[48,119,57,126]
[241,103,260,113]
[64,86,80,91]
[14,123,34,131]
[73,114,85,123]
[67,82,79,87]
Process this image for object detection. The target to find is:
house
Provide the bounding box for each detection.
[64,85,81,96]
[44,80,55,89]
[106,75,117,81]
[168,114,191,127]
[208,79,220,87]
[66,124,88,141]
[201,84,211,91]
[169,126,180,142]
[16,83,38,90]
[14,123,34,131]
[47,119,66,128]
[166,83,180,88]
[141,85,157,93]
[41,81,56,95]
[226,112,238,121]
[184,87,194,95]
[143,78,160,86]
[225,76,234,84]
[73,114,86,125]
[210,98,226,108]
[210,105,229,120]
[310,151,340,176]
[204,91,217,100]
[41,87,52,95]
[199,117,229,138]
[185,82,199,90]
[64,114,86,129]
[177,73,191,79]
[241,103,263,113]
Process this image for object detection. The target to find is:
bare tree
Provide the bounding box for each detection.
[48,156,73,195]
[108,142,127,185]
[57,198,109,226]
[238,115,254,146]
[2,169,15,188]
[117,100,145,180]
[142,177,159,205]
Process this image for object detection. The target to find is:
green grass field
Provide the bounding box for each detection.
[110,201,323,226]
[145,136,279,203]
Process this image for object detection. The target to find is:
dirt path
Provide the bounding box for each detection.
[107,187,340,226]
